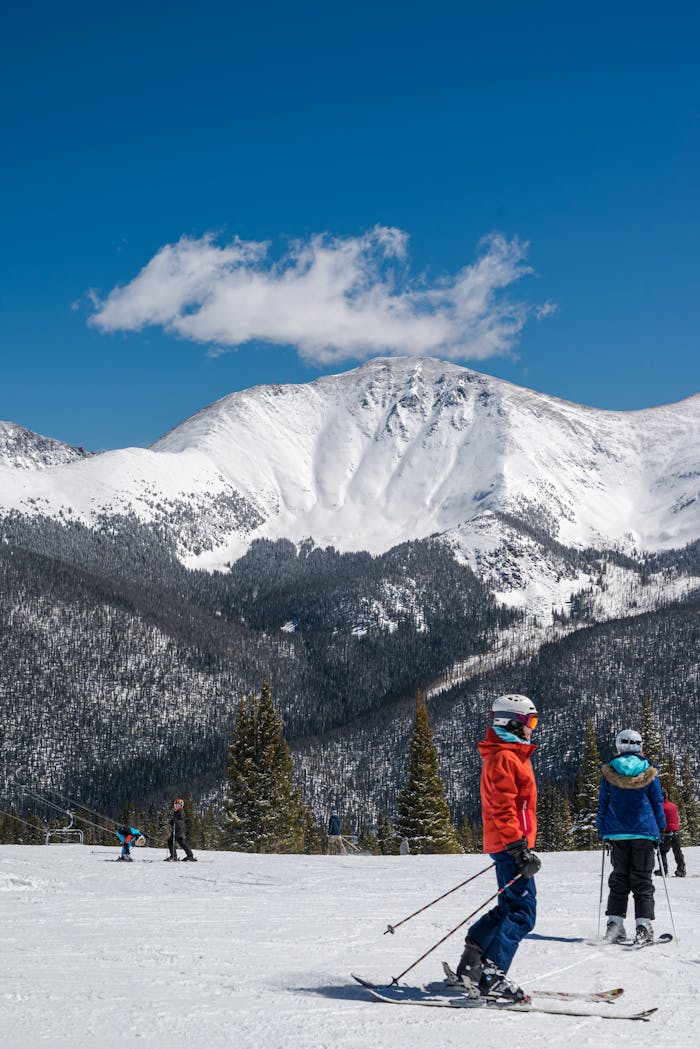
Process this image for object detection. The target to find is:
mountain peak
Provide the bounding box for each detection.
[2,359,699,578]
[0,421,91,471]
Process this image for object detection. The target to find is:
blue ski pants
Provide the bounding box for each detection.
[468,850,537,973]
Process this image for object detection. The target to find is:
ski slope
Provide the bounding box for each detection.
[1,845,696,1048]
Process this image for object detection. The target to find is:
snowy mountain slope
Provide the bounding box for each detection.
[150,357,700,563]
[0,444,263,549]
[1,358,699,610]
[0,420,91,470]
[0,844,696,1049]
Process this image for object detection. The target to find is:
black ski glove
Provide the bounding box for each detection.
[505,837,541,878]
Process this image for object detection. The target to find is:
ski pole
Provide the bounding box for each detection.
[656,844,679,943]
[597,844,606,939]
[384,863,495,935]
[390,874,522,984]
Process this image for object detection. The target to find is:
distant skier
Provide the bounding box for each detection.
[452,694,540,1003]
[165,798,196,862]
[399,836,410,855]
[116,825,144,861]
[327,807,346,855]
[596,728,665,944]
[655,794,686,878]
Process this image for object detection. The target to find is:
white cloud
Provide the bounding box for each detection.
[88,227,551,364]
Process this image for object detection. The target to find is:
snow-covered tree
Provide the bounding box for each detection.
[395,691,461,854]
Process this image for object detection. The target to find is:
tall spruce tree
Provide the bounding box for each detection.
[641,694,663,767]
[660,751,682,805]
[376,811,398,855]
[222,679,305,853]
[538,781,572,851]
[395,691,461,854]
[679,755,700,846]
[571,718,601,850]
[456,815,481,853]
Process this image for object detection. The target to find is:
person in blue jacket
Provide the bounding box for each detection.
[327,807,346,855]
[116,825,145,861]
[596,728,665,945]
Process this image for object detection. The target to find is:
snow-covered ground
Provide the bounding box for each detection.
[1,844,697,1049]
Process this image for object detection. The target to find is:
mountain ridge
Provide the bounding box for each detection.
[1,358,699,623]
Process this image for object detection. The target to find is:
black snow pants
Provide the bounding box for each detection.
[659,831,686,874]
[168,829,194,860]
[606,838,656,920]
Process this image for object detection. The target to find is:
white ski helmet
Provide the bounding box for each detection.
[491,694,538,729]
[615,728,643,754]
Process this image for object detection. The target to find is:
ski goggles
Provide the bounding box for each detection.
[511,711,538,729]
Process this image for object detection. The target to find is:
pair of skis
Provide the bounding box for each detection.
[587,931,673,951]
[352,969,658,1021]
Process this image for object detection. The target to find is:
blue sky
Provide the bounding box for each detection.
[1,1,698,449]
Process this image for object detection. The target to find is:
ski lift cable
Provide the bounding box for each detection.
[12,785,170,849]
[14,787,114,837]
[0,806,46,832]
[35,784,124,829]
[37,785,169,846]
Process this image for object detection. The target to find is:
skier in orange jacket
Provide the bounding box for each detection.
[452,694,540,1003]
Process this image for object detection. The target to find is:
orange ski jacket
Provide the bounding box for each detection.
[478,727,538,853]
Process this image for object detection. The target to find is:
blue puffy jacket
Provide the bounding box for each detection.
[596,755,666,840]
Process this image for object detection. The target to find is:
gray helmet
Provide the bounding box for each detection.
[615,728,643,754]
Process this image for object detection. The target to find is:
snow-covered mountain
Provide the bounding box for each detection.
[0,421,91,470]
[2,358,699,619]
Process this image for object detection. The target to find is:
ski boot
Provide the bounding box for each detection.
[604,915,627,943]
[653,867,666,877]
[453,937,483,996]
[478,958,529,1003]
[634,918,653,945]
[675,867,686,877]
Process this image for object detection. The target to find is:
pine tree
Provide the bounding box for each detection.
[456,815,481,853]
[641,694,663,767]
[395,691,461,854]
[182,796,202,848]
[200,806,219,850]
[144,803,160,846]
[539,782,572,851]
[302,808,325,854]
[357,823,381,855]
[376,811,398,855]
[571,718,601,850]
[557,785,573,851]
[660,751,682,805]
[222,694,255,849]
[679,755,700,846]
[222,679,306,853]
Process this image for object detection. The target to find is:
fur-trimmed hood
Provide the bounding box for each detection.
[601,762,659,791]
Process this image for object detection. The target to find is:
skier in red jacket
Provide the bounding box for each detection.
[655,795,686,878]
[451,694,540,1003]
